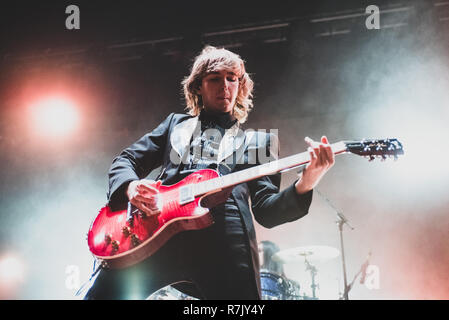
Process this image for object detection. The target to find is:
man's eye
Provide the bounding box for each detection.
[227,77,237,82]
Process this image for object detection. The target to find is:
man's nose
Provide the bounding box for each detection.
[220,78,229,90]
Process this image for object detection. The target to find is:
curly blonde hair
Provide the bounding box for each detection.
[182,46,254,124]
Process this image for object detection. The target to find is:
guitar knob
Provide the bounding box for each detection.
[100,260,110,269]
[131,234,141,247]
[104,234,112,244]
[122,226,131,237]
[111,240,120,251]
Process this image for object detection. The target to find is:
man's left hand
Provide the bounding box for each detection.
[295,136,335,194]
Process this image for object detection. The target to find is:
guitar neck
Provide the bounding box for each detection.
[192,141,348,197]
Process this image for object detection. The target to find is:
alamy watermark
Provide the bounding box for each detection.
[366,5,380,30]
[65,5,80,30]
[169,125,280,166]
[64,5,380,31]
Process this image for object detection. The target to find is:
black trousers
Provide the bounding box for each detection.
[81,210,260,300]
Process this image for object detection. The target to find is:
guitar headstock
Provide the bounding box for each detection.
[345,138,404,161]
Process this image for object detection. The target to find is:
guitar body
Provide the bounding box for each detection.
[87,169,225,269]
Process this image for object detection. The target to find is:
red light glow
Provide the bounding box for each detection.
[28,96,80,140]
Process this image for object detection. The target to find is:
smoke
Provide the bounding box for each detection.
[0,154,111,298]
[255,2,449,300]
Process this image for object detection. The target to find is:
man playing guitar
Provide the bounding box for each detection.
[81,45,335,300]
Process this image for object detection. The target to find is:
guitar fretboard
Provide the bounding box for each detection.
[192,141,348,197]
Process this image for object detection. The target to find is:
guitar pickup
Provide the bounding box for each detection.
[179,185,195,205]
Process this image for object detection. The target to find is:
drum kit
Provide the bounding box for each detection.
[147,244,341,300]
[146,245,338,300]
[148,190,367,300]
[259,244,340,300]
[259,190,374,300]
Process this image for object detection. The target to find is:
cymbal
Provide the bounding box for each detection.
[272,245,340,264]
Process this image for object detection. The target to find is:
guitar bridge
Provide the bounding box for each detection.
[179,185,195,205]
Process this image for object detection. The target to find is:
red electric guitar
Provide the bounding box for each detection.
[87,138,403,269]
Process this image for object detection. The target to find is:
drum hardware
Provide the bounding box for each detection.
[285,279,301,300]
[271,245,340,300]
[260,270,289,300]
[341,250,373,297]
[260,187,376,300]
[315,189,356,300]
[272,245,340,264]
[147,285,199,300]
[359,251,372,285]
[304,257,319,300]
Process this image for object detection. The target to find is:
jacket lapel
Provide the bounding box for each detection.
[170,115,245,166]
[170,116,199,160]
[217,124,245,164]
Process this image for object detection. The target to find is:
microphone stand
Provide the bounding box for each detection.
[315,189,354,300]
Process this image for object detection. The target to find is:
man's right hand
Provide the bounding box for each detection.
[126,179,162,217]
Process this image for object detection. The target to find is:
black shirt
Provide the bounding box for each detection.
[183,109,241,229]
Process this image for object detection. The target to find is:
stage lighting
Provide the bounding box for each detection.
[28,97,80,139]
[0,255,25,285]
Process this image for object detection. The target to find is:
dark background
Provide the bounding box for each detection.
[0,0,448,299]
